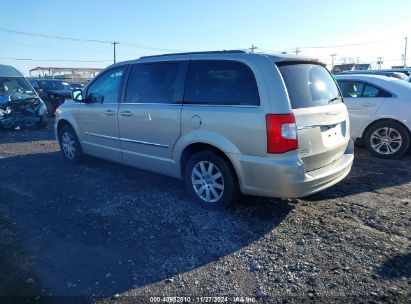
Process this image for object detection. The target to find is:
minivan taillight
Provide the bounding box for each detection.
[266,114,298,153]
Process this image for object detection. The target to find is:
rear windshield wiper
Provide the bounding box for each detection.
[328,96,341,104]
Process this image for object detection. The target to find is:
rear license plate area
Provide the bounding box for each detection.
[321,122,344,147]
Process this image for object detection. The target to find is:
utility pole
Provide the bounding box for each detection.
[295,47,301,55]
[111,41,119,64]
[330,54,337,69]
[250,44,258,53]
[404,37,408,67]
[376,57,384,69]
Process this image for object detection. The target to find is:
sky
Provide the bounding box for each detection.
[1,0,410,75]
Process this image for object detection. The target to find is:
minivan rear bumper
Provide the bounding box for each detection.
[230,139,354,198]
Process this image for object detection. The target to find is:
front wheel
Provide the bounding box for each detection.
[58,125,83,163]
[184,151,239,210]
[364,121,410,159]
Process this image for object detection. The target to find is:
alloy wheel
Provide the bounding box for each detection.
[370,127,402,155]
[61,131,76,160]
[191,161,224,203]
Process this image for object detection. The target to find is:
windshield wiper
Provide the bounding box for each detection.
[328,96,341,104]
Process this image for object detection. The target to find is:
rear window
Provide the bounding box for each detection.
[184,60,259,105]
[277,63,341,109]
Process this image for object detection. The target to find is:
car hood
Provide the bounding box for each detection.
[0,94,41,106]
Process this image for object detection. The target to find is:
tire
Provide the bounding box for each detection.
[364,120,410,159]
[58,125,83,163]
[184,150,239,210]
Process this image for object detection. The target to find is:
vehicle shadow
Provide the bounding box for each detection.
[0,151,292,298]
[377,252,411,280]
[304,147,411,201]
[0,212,45,297]
[0,120,55,144]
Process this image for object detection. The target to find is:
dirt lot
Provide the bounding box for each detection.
[0,122,410,303]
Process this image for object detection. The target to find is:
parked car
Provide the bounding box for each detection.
[55,51,354,210]
[335,74,411,158]
[70,82,85,90]
[330,63,371,75]
[341,70,409,81]
[0,65,47,129]
[28,79,73,116]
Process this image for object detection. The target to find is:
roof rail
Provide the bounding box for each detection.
[139,50,247,59]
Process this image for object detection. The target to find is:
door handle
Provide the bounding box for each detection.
[362,103,374,108]
[104,110,116,116]
[120,111,133,117]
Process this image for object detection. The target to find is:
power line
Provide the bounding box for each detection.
[0,57,111,63]
[0,27,183,52]
[0,27,111,43]
[120,42,183,52]
[249,38,402,54]
[0,40,108,54]
[299,38,397,49]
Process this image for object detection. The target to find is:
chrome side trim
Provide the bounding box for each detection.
[120,103,182,106]
[84,132,118,140]
[182,104,260,108]
[120,138,169,148]
[84,132,169,148]
[116,102,259,108]
[82,141,122,152]
[121,149,174,163]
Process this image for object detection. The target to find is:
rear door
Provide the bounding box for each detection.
[118,61,187,173]
[337,80,387,137]
[277,62,349,172]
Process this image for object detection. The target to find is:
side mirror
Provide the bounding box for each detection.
[72,89,84,102]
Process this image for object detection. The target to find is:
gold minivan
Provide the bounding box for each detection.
[55,51,354,210]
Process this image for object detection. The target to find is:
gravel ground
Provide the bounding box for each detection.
[0,122,410,303]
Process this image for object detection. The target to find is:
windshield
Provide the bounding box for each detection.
[38,80,73,91]
[277,63,341,109]
[0,77,37,99]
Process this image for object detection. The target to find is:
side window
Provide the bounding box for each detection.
[184,60,260,105]
[338,81,364,98]
[362,84,380,97]
[86,67,125,103]
[125,62,180,103]
[30,80,40,89]
[363,84,391,98]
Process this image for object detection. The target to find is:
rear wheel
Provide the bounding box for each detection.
[184,151,239,210]
[58,125,83,163]
[364,121,410,159]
